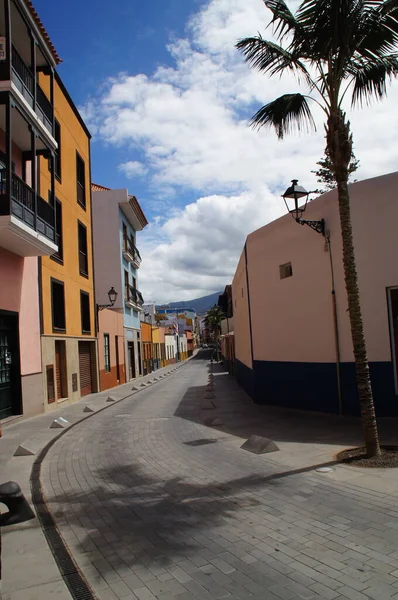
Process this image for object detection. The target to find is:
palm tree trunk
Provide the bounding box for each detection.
[328,111,381,457]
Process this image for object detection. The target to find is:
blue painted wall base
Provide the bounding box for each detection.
[235,358,397,417]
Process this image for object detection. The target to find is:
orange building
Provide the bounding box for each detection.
[141,321,152,375]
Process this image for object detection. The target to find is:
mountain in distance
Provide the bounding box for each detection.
[161,291,222,315]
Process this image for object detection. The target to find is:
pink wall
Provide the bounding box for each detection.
[98,308,124,372]
[92,190,123,308]
[232,249,252,368]
[0,249,41,375]
[235,171,398,366]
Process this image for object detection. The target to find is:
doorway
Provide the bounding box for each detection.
[137,334,142,376]
[388,287,398,393]
[115,336,120,383]
[55,340,68,400]
[0,311,21,419]
[128,342,136,380]
[78,341,93,396]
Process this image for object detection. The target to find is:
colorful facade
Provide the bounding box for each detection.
[0,0,60,419]
[232,172,398,417]
[91,185,148,386]
[140,321,152,375]
[40,73,97,408]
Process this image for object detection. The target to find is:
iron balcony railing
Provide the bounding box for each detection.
[0,169,55,242]
[125,285,144,307]
[11,45,53,133]
[123,236,142,265]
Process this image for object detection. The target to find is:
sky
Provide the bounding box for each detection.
[35,0,398,304]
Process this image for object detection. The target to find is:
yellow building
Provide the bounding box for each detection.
[39,72,97,408]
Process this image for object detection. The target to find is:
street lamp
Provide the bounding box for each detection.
[282,179,325,236]
[97,287,118,312]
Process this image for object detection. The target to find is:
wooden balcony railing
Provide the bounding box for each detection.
[0,169,55,242]
[123,236,142,265]
[11,45,53,133]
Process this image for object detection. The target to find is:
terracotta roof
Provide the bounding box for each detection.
[91,182,111,191]
[26,1,62,65]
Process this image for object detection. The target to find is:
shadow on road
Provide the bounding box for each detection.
[175,356,398,450]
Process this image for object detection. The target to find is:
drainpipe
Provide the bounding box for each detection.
[326,233,343,416]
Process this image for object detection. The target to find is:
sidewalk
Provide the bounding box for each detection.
[0,358,193,600]
[199,362,398,491]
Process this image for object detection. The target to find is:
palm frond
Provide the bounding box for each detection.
[249,94,316,139]
[350,54,398,105]
[264,0,299,38]
[236,36,311,82]
[354,5,398,59]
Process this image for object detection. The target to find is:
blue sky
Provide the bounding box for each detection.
[34,0,398,303]
[35,0,206,197]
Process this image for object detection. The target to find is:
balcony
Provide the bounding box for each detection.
[124,285,144,311]
[0,170,57,256]
[123,237,142,268]
[11,45,53,135]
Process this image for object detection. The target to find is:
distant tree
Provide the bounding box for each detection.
[154,313,166,321]
[312,147,360,194]
[204,305,225,361]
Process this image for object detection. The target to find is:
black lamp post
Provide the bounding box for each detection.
[282,179,325,236]
[96,287,118,330]
[97,287,118,312]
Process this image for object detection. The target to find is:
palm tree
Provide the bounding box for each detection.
[236,0,398,457]
[204,305,225,359]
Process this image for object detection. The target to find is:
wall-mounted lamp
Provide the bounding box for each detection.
[97,287,118,312]
[282,179,325,236]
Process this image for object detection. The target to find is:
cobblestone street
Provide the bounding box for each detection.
[40,353,398,600]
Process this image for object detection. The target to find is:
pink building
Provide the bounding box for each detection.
[232,172,398,416]
[0,0,60,419]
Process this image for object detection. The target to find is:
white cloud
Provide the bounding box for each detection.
[118,160,148,178]
[86,0,398,303]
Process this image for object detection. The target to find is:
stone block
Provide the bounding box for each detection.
[240,435,279,454]
[106,396,117,402]
[83,405,95,413]
[50,417,69,429]
[14,444,36,457]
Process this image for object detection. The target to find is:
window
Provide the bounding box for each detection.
[78,221,88,277]
[80,291,91,334]
[280,262,293,279]
[124,270,129,301]
[51,279,66,331]
[122,222,127,250]
[76,152,86,208]
[104,334,110,373]
[51,199,63,263]
[54,119,61,180]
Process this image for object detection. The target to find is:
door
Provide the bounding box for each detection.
[388,287,398,391]
[78,341,93,396]
[137,340,142,376]
[0,312,21,419]
[128,342,136,380]
[55,340,67,400]
[115,336,120,382]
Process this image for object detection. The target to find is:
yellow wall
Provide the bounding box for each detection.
[39,74,94,338]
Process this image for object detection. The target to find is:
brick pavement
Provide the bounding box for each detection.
[39,355,398,600]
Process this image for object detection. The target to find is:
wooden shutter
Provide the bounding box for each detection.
[78,342,92,396]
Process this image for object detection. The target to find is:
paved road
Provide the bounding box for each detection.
[42,353,398,600]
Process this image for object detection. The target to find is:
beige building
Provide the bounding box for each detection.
[232,172,398,416]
